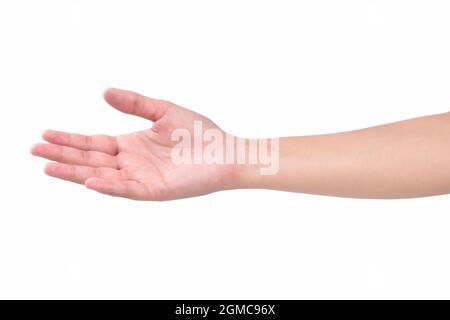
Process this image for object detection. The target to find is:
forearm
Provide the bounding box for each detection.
[238,112,450,198]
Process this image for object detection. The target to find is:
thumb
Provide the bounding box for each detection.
[103,88,170,121]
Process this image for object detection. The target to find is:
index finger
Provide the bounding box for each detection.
[42,130,118,155]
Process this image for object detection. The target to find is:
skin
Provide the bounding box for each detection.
[31,88,450,200]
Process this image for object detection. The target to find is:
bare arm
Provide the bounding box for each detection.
[241,112,450,198]
[31,88,450,200]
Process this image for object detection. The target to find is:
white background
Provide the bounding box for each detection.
[0,0,449,299]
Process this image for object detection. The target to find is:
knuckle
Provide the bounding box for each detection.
[69,165,76,179]
[84,135,93,149]
[92,166,101,178]
[81,150,90,162]
[132,94,144,115]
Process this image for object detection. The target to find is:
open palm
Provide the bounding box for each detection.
[31,88,239,200]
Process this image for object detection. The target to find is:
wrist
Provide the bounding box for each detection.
[224,137,280,190]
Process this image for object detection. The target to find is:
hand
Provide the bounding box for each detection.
[31,88,242,200]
